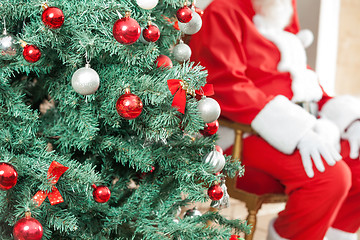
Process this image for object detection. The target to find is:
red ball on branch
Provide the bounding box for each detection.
[176,6,193,23]
[215,145,223,154]
[92,184,111,203]
[194,6,204,17]
[23,45,41,63]
[116,88,143,120]
[208,184,224,201]
[113,13,141,45]
[200,120,219,136]
[229,235,244,240]
[138,166,155,179]
[155,54,173,69]
[143,24,160,42]
[41,4,64,29]
[13,212,43,240]
[0,162,17,191]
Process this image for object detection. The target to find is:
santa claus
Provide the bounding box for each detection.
[189,0,360,239]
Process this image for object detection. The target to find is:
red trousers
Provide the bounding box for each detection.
[242,135,360,240]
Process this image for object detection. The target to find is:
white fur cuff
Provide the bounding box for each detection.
[326,227,358,240]
[319,95,360,133]
[251,95,316,154]
[216,125,235,151]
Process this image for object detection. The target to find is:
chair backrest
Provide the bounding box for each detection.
[217,118,256,198]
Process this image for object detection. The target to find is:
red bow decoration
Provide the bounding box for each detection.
[32,161,69,207]
[167,79,214,114]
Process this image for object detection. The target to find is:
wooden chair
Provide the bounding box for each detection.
[218,118,288,240]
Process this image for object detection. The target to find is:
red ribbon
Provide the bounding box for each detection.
[167,79,214,114]
[195,84,214,97]
[32,161,69,207]
[168,79,187,114]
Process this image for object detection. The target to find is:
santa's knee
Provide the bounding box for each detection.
[316,161,351,202]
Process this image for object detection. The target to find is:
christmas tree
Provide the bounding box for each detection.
[0,0,249,239]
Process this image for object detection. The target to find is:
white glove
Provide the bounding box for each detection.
[342,121,360,159]
[297,130,342,178]
[313,118,341,152]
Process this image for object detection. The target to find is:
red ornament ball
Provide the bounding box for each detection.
[13,214,43,240]
[230,235,243,240]
[215,145,223,154]
[194,7,204,17]
[42,6,65,29]
[92,184,111,203]
[143,24,160,42]
[139,166,155,179]
[155,54,173,69]
[113,16,141,45]
[176,6,193,23]
[116,88,143,120]
[208,184,224,201]
[0,162,18,191]
[23,45,41,63]
[200,120,219,136]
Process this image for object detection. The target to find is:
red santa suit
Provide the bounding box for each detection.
[189,0,360,239]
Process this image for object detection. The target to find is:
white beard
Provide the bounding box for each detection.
[252,0,293,30]
[252,0,323,103]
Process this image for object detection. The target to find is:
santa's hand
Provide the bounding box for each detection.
[297,130,342,178]
[313,118,341,152]
[343,121,360,159]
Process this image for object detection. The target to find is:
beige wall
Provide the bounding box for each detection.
[335,0,360,96]
[297,1,321,70]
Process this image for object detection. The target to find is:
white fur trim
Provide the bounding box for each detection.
[216,125,235,152]
[251,95,316,154]
[297,29,314,48]
[326,227,358,240]
[253,15,323,103]
[319,95,360,133]
[267,218,289,240]
[252,0,293,30]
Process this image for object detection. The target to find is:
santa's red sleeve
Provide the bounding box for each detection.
[190,6,270,125]
[189,4,316,154]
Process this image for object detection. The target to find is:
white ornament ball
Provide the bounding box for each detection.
[136,0,159,10]
[203,150,226,173]
[0,31,20,60]
[178,11,202,35]
[71,64,100,95]
[184,207,202,218]
[198,97,221,123]
[173,43,191,63]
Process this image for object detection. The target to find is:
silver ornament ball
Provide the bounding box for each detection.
[139,27,150,44]
[178,11,202,35]
[71,64,100,95]
[0,31,20,60]
[136,0,159,9]
[198,97,221,123]
[203,150,226,173]
[184,207,202,218]
[173,43,191,63]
